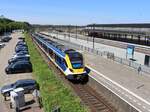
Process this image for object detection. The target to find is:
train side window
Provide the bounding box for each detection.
[52,53,55,59]
[63,59,68,67]
[55,55,63,64]
[55,55,59,62]
[49,49,53,57]
[58,56,62,63]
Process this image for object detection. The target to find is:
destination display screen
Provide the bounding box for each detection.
[127,45,135,55]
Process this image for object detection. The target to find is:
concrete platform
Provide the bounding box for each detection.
[85,53,150,112]
[49,32,147,65]
[41,32,150,112]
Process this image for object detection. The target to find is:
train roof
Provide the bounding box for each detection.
[42,36,75,53]
[35,33,78,56]
[49,41,77,54]
[52,42,60,47]
[65,49,76,54]
[53,43,73,53]
[43,38,50,41]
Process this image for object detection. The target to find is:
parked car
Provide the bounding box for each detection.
[16,42,26,47]
[16,41,26,46]
[11,54,30,60]
[0,79,37,100]
[13,50,28,55]
[17,39,26,43]
[1,36,12,42]
[18,37,25,41]
[14,50,29,54]
[12,52,30,59]
[5,61,32,74]
[15,44,28,50]
[8,56,30,64]
[0,43,5,48]
[15,47,28,53]
[16,41,27,46]
[10,55,30,61]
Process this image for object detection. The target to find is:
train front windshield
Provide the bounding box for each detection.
[68,52,84,69]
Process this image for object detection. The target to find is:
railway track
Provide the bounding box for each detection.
[71,84,115,112]
[61,33,150,55]
[31,35,116,112]
[95,38,150,55]
[91,38,150,55]
[42,32,150,55]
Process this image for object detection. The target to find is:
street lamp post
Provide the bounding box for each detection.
[64,33,65,39]
[92,24,95,49]
[57,31,58,39]
[76,25,77,40]
[68,25,71,41]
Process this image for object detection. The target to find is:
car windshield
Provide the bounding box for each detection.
[17,53,26,55]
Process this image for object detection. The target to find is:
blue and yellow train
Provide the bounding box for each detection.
[32,33,88,81]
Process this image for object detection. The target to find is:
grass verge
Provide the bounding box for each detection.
[24,32,88,112]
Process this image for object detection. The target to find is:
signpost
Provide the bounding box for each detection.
[126,45,135,60]
[92,24,95,49]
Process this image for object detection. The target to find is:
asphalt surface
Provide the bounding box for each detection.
[0,32,42,112]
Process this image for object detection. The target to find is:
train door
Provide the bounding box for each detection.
[49,49,54,59]
[55,55,67,71]
[144,55,150,66]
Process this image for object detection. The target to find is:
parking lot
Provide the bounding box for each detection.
[0,32,42,112]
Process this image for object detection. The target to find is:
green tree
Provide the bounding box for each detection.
[0,18,31,35]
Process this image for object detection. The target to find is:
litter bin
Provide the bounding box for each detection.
[10,88,25,111]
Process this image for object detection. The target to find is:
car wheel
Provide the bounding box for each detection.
[27,69,32,73]
[5,92,10,97]
[10,102,13,109]
[6,70,11,74]
[29,89,33,94]
[3,93,9,101]
[26,69,30,73]
[4,96,7,101]
[9,71,12,74]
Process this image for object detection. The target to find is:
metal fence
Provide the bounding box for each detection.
[78,45,150,74]
[44,33,150,75]
[61,39,150,74]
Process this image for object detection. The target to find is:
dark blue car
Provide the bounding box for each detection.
[5,61,32,74]
[15,47,28,53]
[0,79,37,100]
[8,56,30,64]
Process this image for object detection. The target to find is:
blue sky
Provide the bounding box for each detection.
[0,0,150,25]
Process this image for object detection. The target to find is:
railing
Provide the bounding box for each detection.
[79,45,150,74]
[61,39,150,74]
[41,32,150,74]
